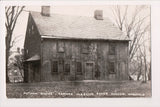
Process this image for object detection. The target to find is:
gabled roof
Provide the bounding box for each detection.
[30,11,130,41]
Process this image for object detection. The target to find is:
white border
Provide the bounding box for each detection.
[1,1,160,107]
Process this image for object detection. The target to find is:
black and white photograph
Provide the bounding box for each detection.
[5,5,152,98]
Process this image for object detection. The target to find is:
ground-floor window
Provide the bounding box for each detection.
[52,61,58,74]
[109,62,115,74]
[52,60,83,75]
[95,65,100,78]
[76,62,82,75]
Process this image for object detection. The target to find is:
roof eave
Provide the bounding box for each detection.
[41,35,130,41]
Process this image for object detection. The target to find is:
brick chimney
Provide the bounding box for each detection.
[94,10,103,20]
[41,6,50,16]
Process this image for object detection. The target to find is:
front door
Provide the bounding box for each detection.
[85,63,93,79]
[28,61,40,82]
[120,61,126,80]
[33,62,40,82]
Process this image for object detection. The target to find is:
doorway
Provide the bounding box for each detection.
[85,62,94,80]
[28,61,40,82]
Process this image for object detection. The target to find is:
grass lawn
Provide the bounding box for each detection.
[6,80,151,98]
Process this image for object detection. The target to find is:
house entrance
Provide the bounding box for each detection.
[119,61,126,80]
[85,62,94,79]
[28,61,40,82]
[32,62,40,82]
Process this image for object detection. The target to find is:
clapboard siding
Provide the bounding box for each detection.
[40,39,129,81]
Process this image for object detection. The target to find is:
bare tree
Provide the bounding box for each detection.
[148,63,151,80]
[137,53,143,81]
[138,44,147,82]
[5,6,25,83]
[111,5,150,60]
[111,6,150,80]
[111,6,128,31]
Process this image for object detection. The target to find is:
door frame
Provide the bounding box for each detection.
[84,61,95,80]
[28,61,40,82]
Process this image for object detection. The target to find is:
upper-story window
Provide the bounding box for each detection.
[109,43,116,55]
[57,41,65,53]
[25,49,29,55]
[52,61,58,74]
[32,25,34,30]
[26,49,29,54]
[31,25,34,35]
[28,28,31,36]
[82,42,90,54]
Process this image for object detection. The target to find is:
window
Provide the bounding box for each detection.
[32,25,34,31]
[76,62,82,75]
[82,43,89,54]
[32,25,34,35]
[28,28,31,36]
[57,41,65,53]
[86,63,93,66]
[64,64,70,75]
[52,61,58,74]
[26,49,29,55]
[109,62,115,74]
[95,65,100,78]
[109,44,116,55]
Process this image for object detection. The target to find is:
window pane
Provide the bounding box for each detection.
[52,61,58,74]
[77,62,82,74]
[109,44,116,55]
[109,62,115,74]
[82,43,89,53]
[58,41,64,52]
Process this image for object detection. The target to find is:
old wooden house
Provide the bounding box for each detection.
[24,6,130,82]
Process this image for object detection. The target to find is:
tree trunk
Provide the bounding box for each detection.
[5,6,25,83]
[144,56,147,83]
[148,64,151,80]
[6,48,10,83]
[137,59,142,81]
[137,71,141,81]
[6,34,11,83]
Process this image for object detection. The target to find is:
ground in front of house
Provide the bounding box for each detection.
[6,80,151,98]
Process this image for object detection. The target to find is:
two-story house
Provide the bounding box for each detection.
[24,6,130,82]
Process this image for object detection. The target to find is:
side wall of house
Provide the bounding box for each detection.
[41,39,129,81]
[24,13,41,82]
